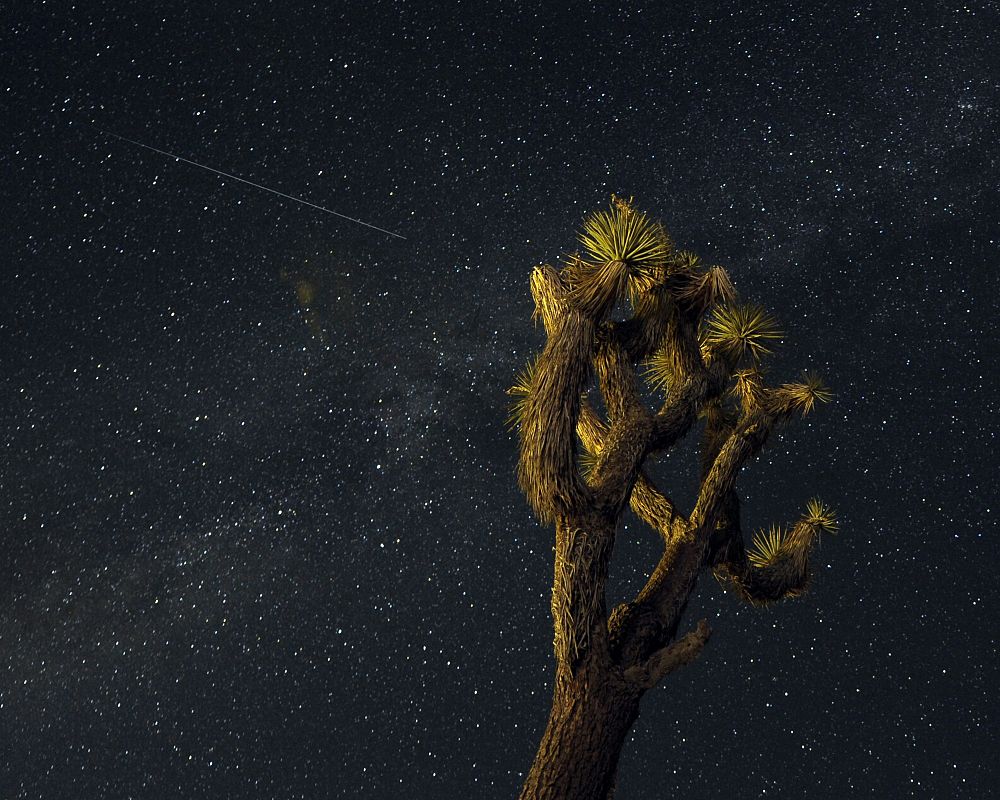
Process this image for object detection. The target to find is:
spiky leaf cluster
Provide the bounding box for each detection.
[566,197,673,314]
[578,196,673,278]
[643,349,676,395]
[506,356,539,430]
[577,443,601,481]
[730,367,767,412]
[671,249,703,271]
[677,264,737,316]
[747,524,792,568]
[803,498,839,534]
[702,303,782,363]
[768,371,832,417]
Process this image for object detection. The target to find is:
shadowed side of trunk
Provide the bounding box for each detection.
[519,662,640,800]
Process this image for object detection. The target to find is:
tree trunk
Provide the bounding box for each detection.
[519,662,641,800]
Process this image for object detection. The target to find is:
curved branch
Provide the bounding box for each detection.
[517,267,596,522]
[611,413,775,667]
[577,402,688,539]
[689,413,772,530]
[594,330,644,422]
[717,513,835,606]
[589,406,654,514]
[647,370,719,453]
[623,619,711,689]
[630,477,687,540]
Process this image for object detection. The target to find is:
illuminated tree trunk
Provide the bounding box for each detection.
[508,197,841,799]
[520,659,639,800]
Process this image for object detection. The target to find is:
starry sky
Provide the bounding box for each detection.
[4,3,998,798]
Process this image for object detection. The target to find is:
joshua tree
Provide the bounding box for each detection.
[509,197,839,799]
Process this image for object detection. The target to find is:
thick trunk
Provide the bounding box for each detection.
[519,663,641,800]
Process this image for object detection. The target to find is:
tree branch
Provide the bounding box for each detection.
[647,357,731,455]
[589,406,654,514]
[717,513,834,606]
[623,619,711,689]
[594,329,644,422]
[577,403,688,540]
[517,267,596,522]
[610,413,775,667]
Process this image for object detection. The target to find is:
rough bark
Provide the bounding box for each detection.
[519,660,640,800]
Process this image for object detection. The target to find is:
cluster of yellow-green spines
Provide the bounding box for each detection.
[730,367,766,410]
[702,304,783,362]
[643,349,676,394]
[506,356,540,429]
[564,195,674,311]
[677,263,737,315]
[578,195,673,281]
[508,196,833,444]
[747,499,838,569]
[803,497,839,534]
[747,524,791,568]
[773,371,833,415]
[576,446,599,481]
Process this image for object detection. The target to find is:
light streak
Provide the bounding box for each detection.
[88,126,406,240]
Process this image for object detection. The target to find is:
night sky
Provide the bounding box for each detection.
[4,3,998,798]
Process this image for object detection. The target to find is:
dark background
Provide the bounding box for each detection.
[3,2,997,797]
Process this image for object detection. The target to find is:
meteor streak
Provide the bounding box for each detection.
[88,126,406,240]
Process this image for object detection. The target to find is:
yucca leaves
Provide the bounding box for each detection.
[803,498,839,534]
[702,303,783,363]
[578,197,673,277]
[768,371,832,416]
[567,197,673,314]
[730,367,767,411]
[745,498,838,598]
[506,356,540,430]
[577,443,600,481]
[671,249,703,272]
[747,524,791,568]
[563,252,631,318]
[677,265,737,315]
[643,348,676,394]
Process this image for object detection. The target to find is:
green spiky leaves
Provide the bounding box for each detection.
[566,196,673,316]
[677,265,737,317]
[747,524,792,568]
[803,498,839,534]
[578,196,673,279]
[702,303,782,363]
[730,367,767,412]
[577,443,600,482]
[747,500,837,576]
[768,371,832,417]
[506,356,539,430]
[672,250,703,272]
[643,349,676,394]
